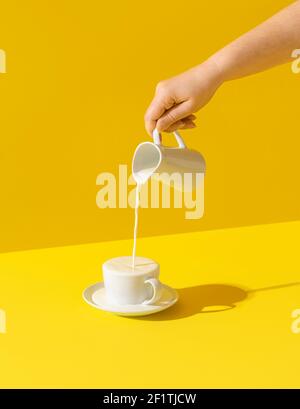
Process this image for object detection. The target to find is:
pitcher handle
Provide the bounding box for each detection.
[153,128,187,149]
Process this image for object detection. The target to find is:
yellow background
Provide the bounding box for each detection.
[0,0,299,253]
[1,0,300,389]
[0,221,300,388]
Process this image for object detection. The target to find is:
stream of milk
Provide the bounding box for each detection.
[132,183,141,270]
[132,166,158,270]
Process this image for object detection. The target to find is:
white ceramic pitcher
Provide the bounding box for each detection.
[132,129,206,191]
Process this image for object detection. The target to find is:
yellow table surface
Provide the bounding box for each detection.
[0,221,300,388]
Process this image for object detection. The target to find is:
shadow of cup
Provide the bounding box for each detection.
[138,284,248,321]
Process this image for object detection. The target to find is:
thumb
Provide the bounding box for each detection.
[156,100,193,132]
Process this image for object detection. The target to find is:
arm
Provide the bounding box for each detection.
[145,1,300,135]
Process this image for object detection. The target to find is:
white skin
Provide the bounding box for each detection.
[145,1,300,135]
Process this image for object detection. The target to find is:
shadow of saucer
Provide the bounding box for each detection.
[137,284,247,321]
[136,281,300,321]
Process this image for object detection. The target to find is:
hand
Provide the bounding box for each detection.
[144,59,224,136]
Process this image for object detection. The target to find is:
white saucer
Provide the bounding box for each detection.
[83,282,178,317]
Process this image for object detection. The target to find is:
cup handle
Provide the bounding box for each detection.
[153,128,187,149]
[142,278,164,305]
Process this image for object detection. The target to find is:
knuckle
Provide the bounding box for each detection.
[155,80,168,94]
[158,113,175,129]
[166,111,176,123]
[156,118,165,129]
[187,98,197,110]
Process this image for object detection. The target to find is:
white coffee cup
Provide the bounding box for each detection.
[132,129,206,191]
[102,256,164,305]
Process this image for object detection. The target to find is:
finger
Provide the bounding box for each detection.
[165,120,196,133]
[184,114,196,121]
[161,115,196,133]
[163,117,189,131]
[181,120,196,128]
[144,93,175,136]
[165,116,196,131]
[156,100,193,132]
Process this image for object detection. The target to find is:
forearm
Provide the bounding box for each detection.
[144,1,300,134]
[208,1,300,81]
